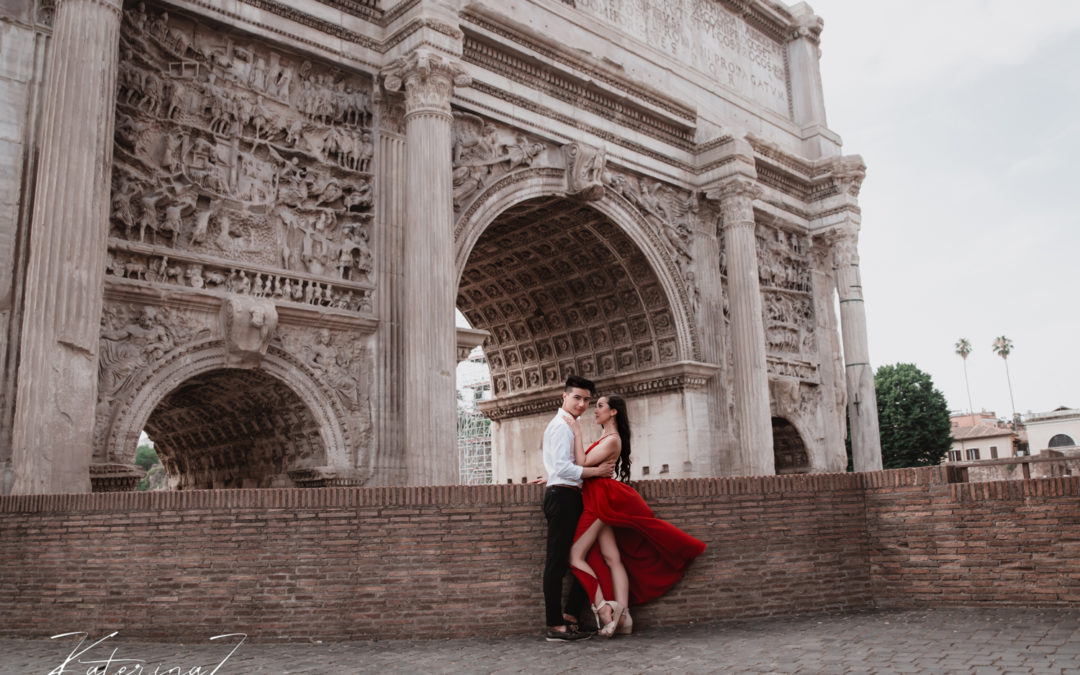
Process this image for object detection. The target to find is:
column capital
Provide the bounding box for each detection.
[705,178,762,231]
[382,50,470,119]
[820,224,860,268]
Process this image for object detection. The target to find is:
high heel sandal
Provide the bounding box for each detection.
[615,609,632,635]
[596,600,623,638]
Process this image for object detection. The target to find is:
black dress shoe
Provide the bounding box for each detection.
[545,627,593,642]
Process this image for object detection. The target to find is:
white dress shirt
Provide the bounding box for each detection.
[543,408,583,487]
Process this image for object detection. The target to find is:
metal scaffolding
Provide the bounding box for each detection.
[457,346,492,485]
[458,407,492,485]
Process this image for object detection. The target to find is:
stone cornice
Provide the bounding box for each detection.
[104,281,380,333]
[461,7,696,125]
[477,361,719,421]
[456,327,489,362]
[181,0,454,59]
[461,29,695,152]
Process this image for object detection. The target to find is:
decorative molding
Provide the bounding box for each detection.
[467,81,696,172]
[288,466,373,487]
[460,9,696,124]
[462,32,696,151]
[103,279,379,333]
[478,361,718,421]
[89,463,145,492]
[383,49,470,116]
[232,0,380,50]
[707,177,762,229]
[456,327,489,362]
[562,142,606,200]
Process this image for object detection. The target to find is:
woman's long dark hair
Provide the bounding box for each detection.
[606,394,632,483]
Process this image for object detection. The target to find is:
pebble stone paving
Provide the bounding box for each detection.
[2,607,1078,674]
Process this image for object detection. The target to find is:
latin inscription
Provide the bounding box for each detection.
[574,0,789,116]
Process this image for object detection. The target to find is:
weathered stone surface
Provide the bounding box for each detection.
[0,0,882,492]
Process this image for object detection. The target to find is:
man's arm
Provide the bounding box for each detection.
[581,460,615,479]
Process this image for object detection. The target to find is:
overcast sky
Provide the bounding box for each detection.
[809,0,1080,419]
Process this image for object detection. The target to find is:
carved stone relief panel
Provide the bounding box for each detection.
[110,4,376,311]
[770,378,824,433]
[756,223,818,371]
[571,0,790,117]
[95,301,214,460]
[603,166,700,317]
[451,111,554,215]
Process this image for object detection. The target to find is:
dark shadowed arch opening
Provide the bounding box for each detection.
[145,368,325,489]
[1049,434,1076,448]
[456,196,680,396]
[772,417,809,474]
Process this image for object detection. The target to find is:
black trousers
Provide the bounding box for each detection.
[542,485,588,627]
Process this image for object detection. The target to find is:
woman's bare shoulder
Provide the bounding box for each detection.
[595,434,621,460]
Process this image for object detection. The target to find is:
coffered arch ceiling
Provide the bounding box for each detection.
[145,368,324,489]
[457,196,681,397]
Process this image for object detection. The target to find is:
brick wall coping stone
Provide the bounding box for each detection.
[2,466,1076,513]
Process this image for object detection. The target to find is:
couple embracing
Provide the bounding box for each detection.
[541,375,706,641]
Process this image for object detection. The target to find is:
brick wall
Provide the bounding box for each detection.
[0,469,1077,641]
[867,476,1080,607]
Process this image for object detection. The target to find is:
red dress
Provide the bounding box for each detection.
[571,439,706,606]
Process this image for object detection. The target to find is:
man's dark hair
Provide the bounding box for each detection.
[564,375,596,397]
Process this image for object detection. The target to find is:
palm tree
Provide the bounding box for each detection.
[954,338,974,415]
[991,335,1016,424]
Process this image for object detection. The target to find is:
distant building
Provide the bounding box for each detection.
[950,411,1000,429]
[948,424,1017,462]
[1023,408,1080,456]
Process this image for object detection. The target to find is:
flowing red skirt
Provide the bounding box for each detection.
[571,476,706,606]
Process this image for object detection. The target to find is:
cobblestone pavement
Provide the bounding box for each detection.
[3,607,1079,674]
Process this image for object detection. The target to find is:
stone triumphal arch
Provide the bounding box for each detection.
[0,0,882,493]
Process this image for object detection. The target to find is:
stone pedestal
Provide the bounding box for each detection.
[11,0,123,494]
[383,51,469,485]
[713,179,774,476]
[831,226,883,472]
[787,7,826,129]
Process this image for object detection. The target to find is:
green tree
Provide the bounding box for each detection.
[875,363,952,468]
[134,444,160,471]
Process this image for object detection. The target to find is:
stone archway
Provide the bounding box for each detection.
[103,340,357,488]
[772,417,810,474]
[146,368,324,489]
[454,168,697,360]
[455,171,716,483]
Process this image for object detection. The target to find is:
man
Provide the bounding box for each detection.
[542,375,615,641]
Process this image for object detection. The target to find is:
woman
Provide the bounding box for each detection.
[566,394,706,637]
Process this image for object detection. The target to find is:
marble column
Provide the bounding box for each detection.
[10,0,123,494]
[687,201,733,476]
[383,51,469,485]
[830,226,883,472]
[374,109,406,484]
[809,237,848,472]
[711,179,774,476]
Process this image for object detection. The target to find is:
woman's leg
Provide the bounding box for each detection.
[597,524,629,611]
[570,519,611,622]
